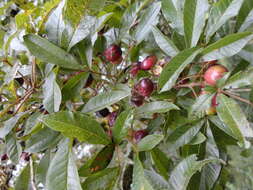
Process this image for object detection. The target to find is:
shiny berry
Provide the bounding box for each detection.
[96,108,110,118]
[135,78,154,97]
[134,130,148,143]
[140,55,157,70]
[130,92,145,107]
[130,62,141,77]
[204,65,228,86]
[108,111,118,127]
[103,44,122,62]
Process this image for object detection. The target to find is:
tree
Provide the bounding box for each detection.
[0,0,253,189]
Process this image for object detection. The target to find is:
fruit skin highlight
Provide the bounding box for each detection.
[135,78,154,97]
[204,65,228,86]
[103,44,122,63]
[140,55,157,70]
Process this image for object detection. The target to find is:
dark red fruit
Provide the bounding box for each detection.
[130,62,141,77]
[134,130,148,143]
[130,92,145,107]
[135,78,154,97]
[140,55,157,70]
[204,65,228,86]
[103,44,122,62]
[96,108,110,118]
[108,111,118,127]
[84,74,93,88]
[1,154,8,161]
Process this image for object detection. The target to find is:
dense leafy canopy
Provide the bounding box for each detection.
[1,0,253,189]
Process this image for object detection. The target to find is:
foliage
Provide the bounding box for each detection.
[0,0,253,189]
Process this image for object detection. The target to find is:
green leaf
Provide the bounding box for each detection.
[43,71,62,113]
[168,155,222,190]
[6,132,22,164]
[183,0,209,47]
[119,2,140,40]
[40,111,111,145]
[82,86,131,113]
[150,148,171,179]
[152,26,179,57]
[23,34,82,70]
[135,101,179,117]
[199,125,222,190]
[82,167,119,190]
[112,110,134,144]
[132,155,154,190]
[144,170,171,190]
[235,0,253,31]
[137,134,164,152]
[134,2,161,43]
[162,0,184,35]
[238,44,253,64]
[79,145,115,177]
[217,94,253,147]
[25,127,62,153]
[167,120,204,149]
[35,151,51,186]
[62,72,89,101]
[224,67,253,89]
[189,94,215,119]
[205,0,244,41]
[238,10,253,32]
[202,32,253,61]
[14,164,31,190]
[0,111,28,138]
[158,47,201,92]
[188,132,206,145]
[45,138,82,190]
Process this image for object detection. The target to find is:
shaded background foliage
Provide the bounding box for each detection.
[0,0,253,189]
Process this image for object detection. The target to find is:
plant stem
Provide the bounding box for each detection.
[222,90,253,107]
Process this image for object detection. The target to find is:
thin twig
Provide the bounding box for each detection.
[222,90,253,107]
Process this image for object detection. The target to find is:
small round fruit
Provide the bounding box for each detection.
[134,130,148,143]
[130,93,145,107]
[1,154,8,161]
[206,107,216,115]
[135,78,154,97]
[130,62,141,77]
[96,108,110,118]
[108,111,118,127]
[103,44,122,62]
[140,55,157,70]
[204,65,228,86]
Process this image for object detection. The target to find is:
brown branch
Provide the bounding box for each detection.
[222,90,253,107]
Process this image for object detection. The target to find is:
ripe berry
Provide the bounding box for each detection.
[96,108,110,118]
[108,111,118,127]
[140,55,157,70]
[134,130,148,143]
[204,65,228,86]
[21,152,30,162]
[130,91,145,107]
[135,78,154,97]
[130,62,141,77]
[103,44,122,62]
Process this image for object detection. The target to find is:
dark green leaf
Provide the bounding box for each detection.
[23,34,82,70]
[235,0,253,31]
[112,110,134,144]
[35,151,51,186]
[40,111,111,145]
[6,132,22,164]
[217,94,253,147]
[183,0,209,47]
[82,167,119,190]
[201,32,253,61]
[14,164,31,190]
[152,26,179,57]
[137,134,164,151]
[45,138,82,190]
[158,47,201,92]
[82,86,131,113]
